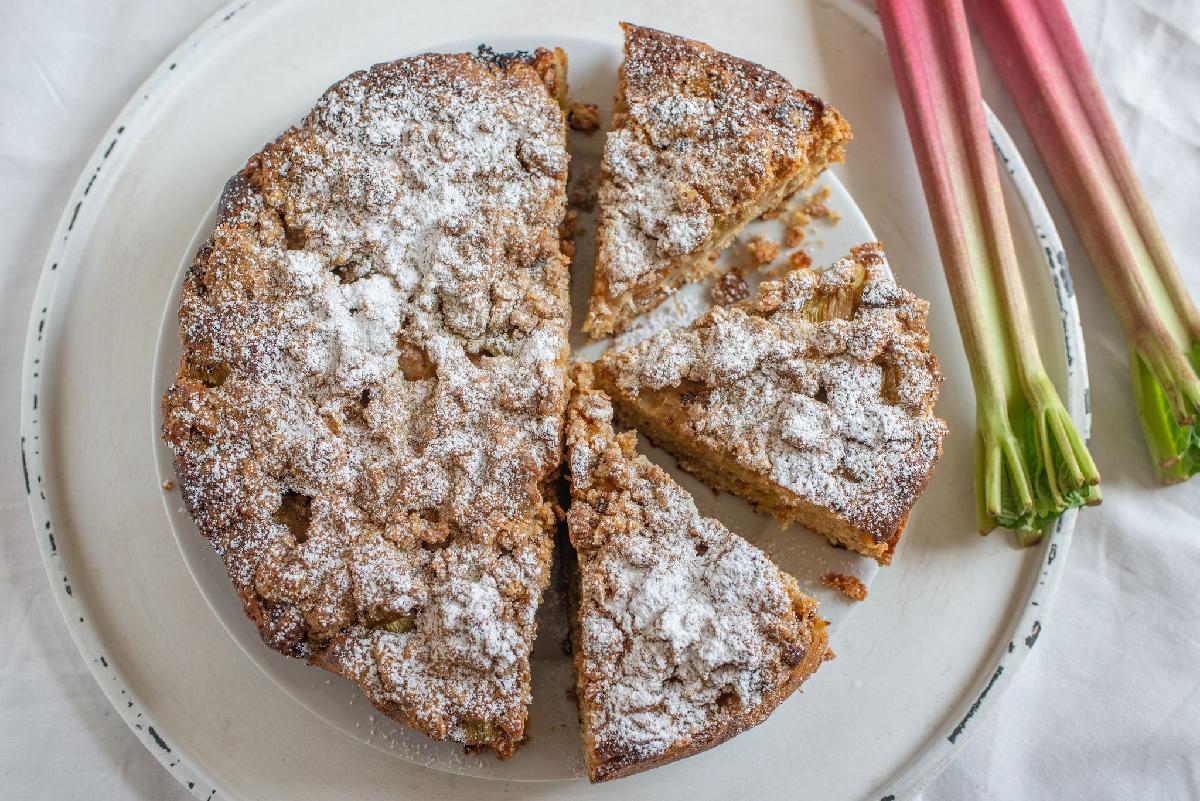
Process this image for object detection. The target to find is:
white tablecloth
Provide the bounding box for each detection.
[2,1,1197,798]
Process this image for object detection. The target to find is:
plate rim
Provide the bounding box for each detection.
[19,1,1090,799]
[19,2,260,798]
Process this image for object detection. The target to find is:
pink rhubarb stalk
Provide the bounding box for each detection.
[878,0,1101,539]
[969,0,1200,483]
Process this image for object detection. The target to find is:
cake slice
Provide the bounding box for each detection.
[162,47,572,758]
[565,363,831,782]
[582,23,852,337]
[594,243,947,564]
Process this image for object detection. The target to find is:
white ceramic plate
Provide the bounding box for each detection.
[22,0,1089,799]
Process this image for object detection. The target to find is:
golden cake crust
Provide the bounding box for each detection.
[161,47,572,757]
[584,23,852,337]
[595,243,947,564]
[566,363,831,782]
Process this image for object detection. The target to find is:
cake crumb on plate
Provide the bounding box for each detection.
[821,573,868,602]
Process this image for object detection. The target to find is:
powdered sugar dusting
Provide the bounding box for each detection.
[600,26,821,293]
[597,243,947,542]
[586,24,850,335]
[162,49,570,754]
[565,367,827,778]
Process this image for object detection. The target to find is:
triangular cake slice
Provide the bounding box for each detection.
[582,23,852,338]
[594,243,947,564]
[162,48,572,758]
[565,363,831,782]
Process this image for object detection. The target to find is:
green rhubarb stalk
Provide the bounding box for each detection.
[879,0,1101,541]
[969,0,1200,483]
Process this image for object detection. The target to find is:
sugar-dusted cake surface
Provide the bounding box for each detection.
[566,363,830,782]
[595,243,947,563]
[584,23,852,337]
[161,47,572,757]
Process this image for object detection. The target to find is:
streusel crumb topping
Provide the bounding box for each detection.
[566,365,825,777]
[162,48,571,754]
[598,243,946,541]
[597,24,843,297]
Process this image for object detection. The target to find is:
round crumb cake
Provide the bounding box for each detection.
[161,47,572,757]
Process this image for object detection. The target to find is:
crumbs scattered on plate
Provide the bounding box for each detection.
[821,572,868,602]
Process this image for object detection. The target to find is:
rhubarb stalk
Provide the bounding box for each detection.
[878,0,1101,540]
[968,0,1200,483]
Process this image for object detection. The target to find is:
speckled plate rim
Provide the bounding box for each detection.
[21,6,253,798]
[18,1,1090,800]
